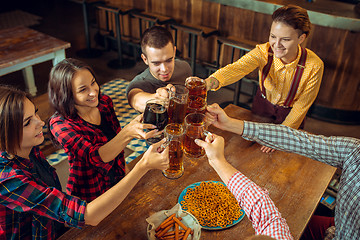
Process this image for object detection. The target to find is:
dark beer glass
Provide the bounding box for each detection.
[143,99,168,145]
[185,77,207,114]
[162,123,184,179]
[167,85,189,125]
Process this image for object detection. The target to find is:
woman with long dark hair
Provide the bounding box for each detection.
[0,85,168,239]
[48,58,158,202]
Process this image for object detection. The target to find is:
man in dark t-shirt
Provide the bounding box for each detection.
[126,26,192,112]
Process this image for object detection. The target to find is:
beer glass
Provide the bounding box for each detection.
[162,123,185,179]
[184,113,209,158]
[167,85,189,125]
[143,99,168,145]
[185,77,207,114]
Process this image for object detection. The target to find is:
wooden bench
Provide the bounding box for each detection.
[0,26,71,96]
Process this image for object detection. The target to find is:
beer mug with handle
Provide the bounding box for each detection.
[184,113,211,158]
[167,85,189,125]
[162,123,185,179]
[185,77,207,114]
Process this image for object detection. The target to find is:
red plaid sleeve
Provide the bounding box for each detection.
[228,171,293,240]
[0,173,86,226]
[49,117,112,174]
[49,94,126,202]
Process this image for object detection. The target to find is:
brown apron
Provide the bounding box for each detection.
[251,46,307,129]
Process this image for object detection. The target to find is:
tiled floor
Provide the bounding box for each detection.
[1,0,359,190]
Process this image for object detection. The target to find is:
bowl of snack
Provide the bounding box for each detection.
[146,203,201,240]
[178,181,245,230]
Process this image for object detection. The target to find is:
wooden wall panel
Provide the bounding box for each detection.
[103,0,360,111]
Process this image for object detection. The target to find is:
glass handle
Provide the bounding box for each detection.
[204,130,215,143]
[158,136,173,153]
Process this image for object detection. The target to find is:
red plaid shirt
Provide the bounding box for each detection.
[228,171,293,239]
[0,147,86,240]
[49,94,126,202]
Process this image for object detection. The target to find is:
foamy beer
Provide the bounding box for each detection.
[162,123,185,179]
[185,77,207,114]
[184,113,209,158]
[167,85,189,125]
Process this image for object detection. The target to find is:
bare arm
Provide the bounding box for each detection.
[98,114,158,163]
[84,140,169,225]
[128,85,172,113]
[128,88,156,112]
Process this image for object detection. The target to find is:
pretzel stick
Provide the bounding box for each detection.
[172,216,187,231]
[156,224,173,238]
[160,232,185,240]
[156,213,176,232]
[175,222,179,240]
[182,227,192,240]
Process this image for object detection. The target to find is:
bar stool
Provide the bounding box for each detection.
[70,0,105,58]
[97,4,140,69]
[130,11,177,42]
[212,36,258,109]
[170,23,219,75]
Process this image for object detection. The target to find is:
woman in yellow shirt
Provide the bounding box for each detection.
[206,5,323,152]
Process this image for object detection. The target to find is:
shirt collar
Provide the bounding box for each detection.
[0,149,34,170]
[273,45,302,71]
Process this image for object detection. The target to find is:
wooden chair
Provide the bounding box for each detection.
[70,0,105,58]
[96,4,140,68]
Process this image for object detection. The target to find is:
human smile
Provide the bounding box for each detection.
[160,73,169,77]
[35,131,43,138]
[88,97,97,103]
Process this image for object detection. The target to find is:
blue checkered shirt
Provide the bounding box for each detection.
[242,121,360,240]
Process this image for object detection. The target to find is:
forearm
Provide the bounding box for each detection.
[242,121,357,168]
[84,161,148,225]
[128,90,155,112]
[228,172,293,239]
[210,157,238,185]
[98,130,132,163]
[210,50,259,89]
[222,118,245,136]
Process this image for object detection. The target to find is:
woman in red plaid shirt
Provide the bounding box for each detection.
[48,59,159,202]
[0,85,169,239]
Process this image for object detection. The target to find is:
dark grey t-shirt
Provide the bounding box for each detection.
[126,59,192,97]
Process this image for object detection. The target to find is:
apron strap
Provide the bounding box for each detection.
[260,46,308,107]
[283,47,307,107]
[260,47,273,97]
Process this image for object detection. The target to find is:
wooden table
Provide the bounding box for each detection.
[59,105,336,240]
[0,27,70,96]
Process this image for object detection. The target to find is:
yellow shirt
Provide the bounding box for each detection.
[211,42,324,129]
